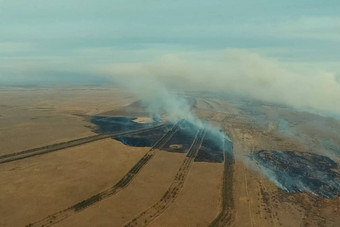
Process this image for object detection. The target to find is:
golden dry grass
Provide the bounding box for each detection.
[59,151,186,227]
[0,88,339,227]
[0,139,148,226]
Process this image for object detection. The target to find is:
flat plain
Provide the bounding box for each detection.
[0,87,339,227]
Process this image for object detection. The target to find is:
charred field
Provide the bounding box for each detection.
[251,150,340,198]
[90,116,230,164]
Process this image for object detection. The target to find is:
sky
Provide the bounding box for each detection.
[1,0,340,114]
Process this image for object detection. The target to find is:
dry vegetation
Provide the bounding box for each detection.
[0,87,339,227]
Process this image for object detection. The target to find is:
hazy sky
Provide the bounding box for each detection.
[1,1,340,114]
[1,1,340,73]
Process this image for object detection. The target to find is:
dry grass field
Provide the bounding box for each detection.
[0,87,339,227]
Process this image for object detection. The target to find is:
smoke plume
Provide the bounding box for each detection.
[102,49,340,116]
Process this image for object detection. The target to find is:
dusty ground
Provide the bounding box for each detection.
[59,150,186,227]
[0,139,149,226]
[0,87,339,227]
[133,117,155,124]
[0,87,135,155]
[150,162,223,227]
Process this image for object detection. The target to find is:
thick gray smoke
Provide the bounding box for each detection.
[102,49,340,117]
[113,75,197,122]
[112,74,230,145]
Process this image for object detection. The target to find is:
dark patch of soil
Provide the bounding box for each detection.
[252,150,340,198]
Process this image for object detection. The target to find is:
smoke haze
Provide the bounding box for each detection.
[101,49,340,116]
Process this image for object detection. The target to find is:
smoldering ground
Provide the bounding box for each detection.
[251,150,340,199]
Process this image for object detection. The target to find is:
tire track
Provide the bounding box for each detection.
[0,124,166,165]
[124,128,206,227]
[258,181,279,227]
[203,99,215,109]
[209,136,234,227]
[26,121,182,227]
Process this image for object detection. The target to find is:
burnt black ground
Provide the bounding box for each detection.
[195,130,226,163]
[90,117,229,163]
[90,116,156,134]
[252,150,340,198]
[114,124,174,147]
[162,121,199,154]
